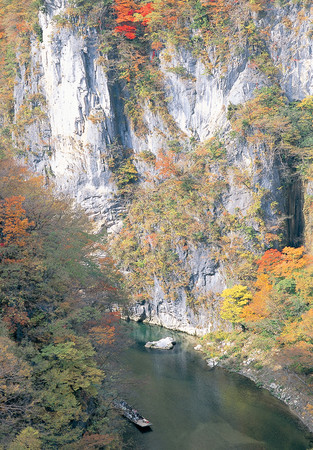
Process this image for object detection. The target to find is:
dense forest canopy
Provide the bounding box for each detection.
[0,158,127,448]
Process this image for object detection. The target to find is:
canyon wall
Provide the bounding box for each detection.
[15,1,313,334]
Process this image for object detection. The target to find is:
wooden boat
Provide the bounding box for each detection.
[114,400,152,428]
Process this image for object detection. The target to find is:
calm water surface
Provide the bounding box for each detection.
[120,322,312,450]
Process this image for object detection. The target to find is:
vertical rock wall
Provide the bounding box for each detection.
[14,1,313,334]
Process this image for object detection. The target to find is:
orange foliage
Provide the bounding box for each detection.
[256,248,283,274]
[147,0,192,45]
[86,312,121,346]
[0,196,34,246]
[0,0,35,139]
[16,20,30,34]
[200,0,233,32]
[114,0,153,39]
[279,339,313,371]
[145,232,158,248]
[78,432,115,448]
[242,247,313,324]
[155,150,178,178]
[241,273,272,322]
[280,309,313,345]
[89,325,116,345]
[103,311,121,325]
[257,246,313,278]
[270,247,313,278]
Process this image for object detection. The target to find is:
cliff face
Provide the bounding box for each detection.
[15,0,129,229]
[14,1,313,334]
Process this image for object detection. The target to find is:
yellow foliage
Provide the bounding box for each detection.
[8,427,41,450]
[220,285,252,324]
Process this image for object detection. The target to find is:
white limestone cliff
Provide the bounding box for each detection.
[14,1,313,334]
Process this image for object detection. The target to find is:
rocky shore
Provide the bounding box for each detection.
[196,344,313,436]
[126,315,313,436]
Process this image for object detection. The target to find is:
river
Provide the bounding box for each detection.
[119,322,312,450]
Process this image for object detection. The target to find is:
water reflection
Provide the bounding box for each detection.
[120,322,312,450]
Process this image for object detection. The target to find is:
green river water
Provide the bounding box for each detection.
[120,322,312,450]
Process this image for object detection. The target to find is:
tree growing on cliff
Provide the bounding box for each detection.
[113,0,153,39]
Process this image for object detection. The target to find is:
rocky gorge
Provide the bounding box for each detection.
[13,0,313,336]
[0,0,312,443]
[2,0,313,446]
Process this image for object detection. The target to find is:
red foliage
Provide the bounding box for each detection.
[242,246,313,325]
[79,432,115,448]
[105,311,121,325]
[114,0,153,39]
[83,312,121,346]
[2,306,30,332]
[256,248,282,274]
[257,246,313,278]
[114,24,137,39]
[137,2,154,25]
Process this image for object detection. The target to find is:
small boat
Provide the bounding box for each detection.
[114,400,152,428]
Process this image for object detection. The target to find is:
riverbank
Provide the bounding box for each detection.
[224,361,313,435]
[120,321,312,449]
[126,317,313,438]
[196,334,313,436]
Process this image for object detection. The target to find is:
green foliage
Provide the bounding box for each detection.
[49,0,286,136]
[230,86,313,160]
[0,179,115,341]
[230,86,313,253]
[205,330,230,343]
[8,428,41,450]
[32,338,103,446]
[0,158,124,448]
[0,0,46,156]
[32,23,43,42]
[166,65,194,80]
[104,141,140,195]
[110,138,231,304]
[116,158,139,194]
[0,336,33,443]
[137,150,156,164]
[110,129,279,305]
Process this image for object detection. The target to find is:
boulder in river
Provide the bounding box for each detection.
[145,337,176,350]
[206,358,219,368]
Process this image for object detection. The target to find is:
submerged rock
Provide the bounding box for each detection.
[145,337,176,350]
[194,344,203,351]
[206,358,219,368]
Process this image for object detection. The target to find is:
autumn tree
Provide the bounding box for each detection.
[278,309,313,374]
[220,285,252,326]
[32,337,103,446]
[242,246,313,329]
[0,196,34,246]
[113,0,153,39]
[0,158,125,447]
[0,335,33,444]
[155,150,178,179]
[8,427,41,450]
